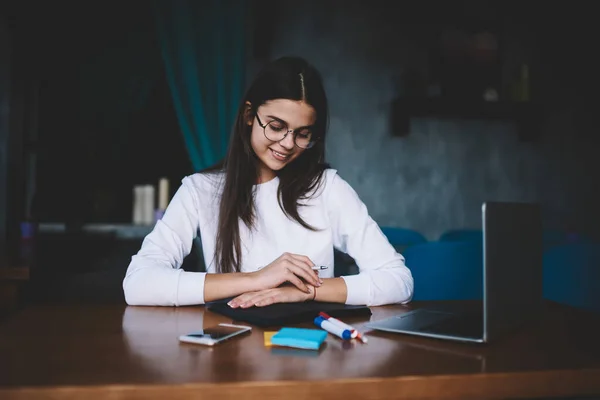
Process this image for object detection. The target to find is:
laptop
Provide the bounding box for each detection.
[366,201,543,343]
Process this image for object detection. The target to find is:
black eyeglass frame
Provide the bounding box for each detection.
[255,114,317,149]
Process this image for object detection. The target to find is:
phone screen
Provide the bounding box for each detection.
[186,325,246,340]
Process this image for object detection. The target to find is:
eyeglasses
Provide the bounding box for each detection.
[255,114,316,149]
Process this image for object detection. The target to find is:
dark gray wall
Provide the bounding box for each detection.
[252,0,599,240]
[0,14,9,258]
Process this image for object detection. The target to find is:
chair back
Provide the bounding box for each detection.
[403,241,483,301]
[438,229,483,243]
[380,227,427,248]
[543,230,593,250]
[543,243,600,313]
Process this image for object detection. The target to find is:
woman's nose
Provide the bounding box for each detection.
[279,131,296,149]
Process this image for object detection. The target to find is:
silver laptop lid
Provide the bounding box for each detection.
[483,202,543,342]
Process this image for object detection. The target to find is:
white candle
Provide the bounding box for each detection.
[143,185,155,225]
[133,185,144,225]
[158,178,169,210]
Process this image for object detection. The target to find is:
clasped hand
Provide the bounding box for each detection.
[228,253,322,308]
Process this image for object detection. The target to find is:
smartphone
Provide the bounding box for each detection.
[178,323,252,346]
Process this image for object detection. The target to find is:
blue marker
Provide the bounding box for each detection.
[314,316,352,340]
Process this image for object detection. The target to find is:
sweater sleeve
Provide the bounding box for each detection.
[326,172,414,306]
[123,176,206,306]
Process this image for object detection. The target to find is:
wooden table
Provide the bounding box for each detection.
[1,301,599,399]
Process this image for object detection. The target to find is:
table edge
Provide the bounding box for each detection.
[1,368,599,400]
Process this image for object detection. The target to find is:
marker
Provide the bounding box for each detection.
[319,312,357,336]
[354,331,368,344]
[314,316,352,340]
[319,312,368,343]
[311,266,328,270]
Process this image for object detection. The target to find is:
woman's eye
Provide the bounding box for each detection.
[270,124,285,131]
[297,130,312,138]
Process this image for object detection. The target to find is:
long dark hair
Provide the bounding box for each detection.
[205,57,329,273]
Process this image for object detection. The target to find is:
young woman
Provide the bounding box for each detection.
[123,57,413,308]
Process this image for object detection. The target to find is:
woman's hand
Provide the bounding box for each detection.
[228,285,315,308]
[250,253,322,294]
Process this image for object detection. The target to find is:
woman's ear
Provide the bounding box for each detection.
[244,101,253,126]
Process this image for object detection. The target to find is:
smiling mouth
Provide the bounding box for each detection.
[270,149,291,160]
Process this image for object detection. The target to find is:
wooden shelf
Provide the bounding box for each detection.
[0,267,30,281]
[390,98,540,141]
[0,267,30,314]
[38,223,153,239]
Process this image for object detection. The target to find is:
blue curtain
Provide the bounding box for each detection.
[154,0,247,171]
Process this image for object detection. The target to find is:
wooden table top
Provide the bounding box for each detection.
[1,300,599,399]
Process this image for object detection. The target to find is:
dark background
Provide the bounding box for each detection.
[1,0,599,301]
[3,1,599,234]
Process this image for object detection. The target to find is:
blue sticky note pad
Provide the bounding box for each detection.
[271,327,327,350]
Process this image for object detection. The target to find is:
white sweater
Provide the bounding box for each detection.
[123,169,413,307]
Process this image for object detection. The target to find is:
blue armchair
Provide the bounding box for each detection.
[438,229,483,243]
[403,241,483,301]
[543,230,593,250]
[543,243,600,313]
[380,227,427,248]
